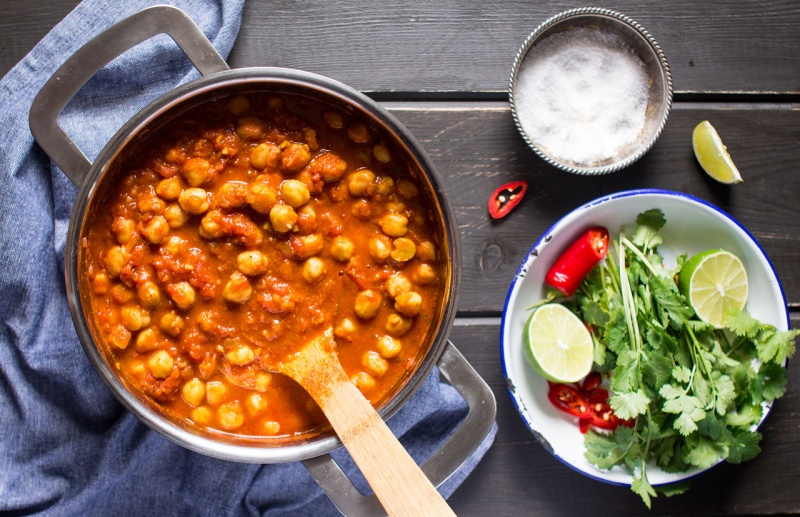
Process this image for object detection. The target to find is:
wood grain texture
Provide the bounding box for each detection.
[384,101,800,314]
[2,0,800,95]
[446,318,800,516]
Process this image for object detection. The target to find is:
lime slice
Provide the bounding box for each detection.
[692,120,743,184]
[678,249,749,328]
[523,303,594,383]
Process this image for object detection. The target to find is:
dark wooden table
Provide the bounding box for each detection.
[4,1,800,515]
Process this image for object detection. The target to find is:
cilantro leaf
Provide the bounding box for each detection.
[726,430,762,464]
[684,436,727,469]
[650,275,694,329]
[610,389,650,420]
[754,361,787,402]
[755,326,799,364]
[725,308,761,339]
[672,366,692,384]
[631,466,657,509]
[656,481,691,497]
[632,209,666,250]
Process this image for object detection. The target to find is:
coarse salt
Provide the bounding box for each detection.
[514,27,649,166]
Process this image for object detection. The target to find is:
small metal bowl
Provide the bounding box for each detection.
[509,8,672,175]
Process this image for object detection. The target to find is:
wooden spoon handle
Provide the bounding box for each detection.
[279,331,455,516]
[321,374,456,517]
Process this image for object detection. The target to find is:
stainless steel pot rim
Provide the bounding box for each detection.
[508,7,673,175]
[65,67,462,463]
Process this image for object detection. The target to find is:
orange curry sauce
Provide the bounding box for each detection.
[82,93,445,441]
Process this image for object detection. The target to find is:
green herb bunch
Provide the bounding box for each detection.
[564,209,798,507]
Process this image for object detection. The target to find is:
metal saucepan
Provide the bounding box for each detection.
[28,6,495,516]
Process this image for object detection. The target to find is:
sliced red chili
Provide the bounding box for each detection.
[488,180,528,219]
[545,226,610,296]
[546,373,631,433]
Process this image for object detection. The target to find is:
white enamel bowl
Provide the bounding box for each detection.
[500,189,789,486]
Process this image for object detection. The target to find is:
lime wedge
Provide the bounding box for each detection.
[523,303,594,383]
[692,120,743,184]
[678,249,749,328]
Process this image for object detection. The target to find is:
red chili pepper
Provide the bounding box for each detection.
[488,180,528,219]
[546,374,632,433]
[545,226,610,296]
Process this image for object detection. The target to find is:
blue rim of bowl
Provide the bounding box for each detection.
[499,188,789,487]
[508,7,673,175]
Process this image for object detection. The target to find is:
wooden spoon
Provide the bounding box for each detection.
[273,328,456,517]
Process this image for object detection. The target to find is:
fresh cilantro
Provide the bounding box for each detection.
[542,208,798,507]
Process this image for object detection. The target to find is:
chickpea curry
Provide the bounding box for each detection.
[83,92,447,441]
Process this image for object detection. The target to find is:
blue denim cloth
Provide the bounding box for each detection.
[0,1,496,515]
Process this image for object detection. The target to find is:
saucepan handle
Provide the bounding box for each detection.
[303,341,496,517]
[28,5,229,186]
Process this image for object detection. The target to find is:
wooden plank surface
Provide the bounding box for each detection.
[385,101,800,314]
[447,317,800,515]
[2,0,800,95]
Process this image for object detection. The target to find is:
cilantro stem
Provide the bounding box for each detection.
[620,236,661,278]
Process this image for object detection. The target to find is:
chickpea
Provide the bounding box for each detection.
[217,401,245,430]
[369,235,392,262]
[351,372,376,392]
[205,381,227,405]
[372,142,392,164]
[295,205,317,233]
[281,142,311,171]
[181,158,210,187]
[182,378,206,407]
[112,218,137,244]
[120,306,150,331]
[179,188,210,215]
[226,343,255,365]
[370,175,395,196]
[267,96,284,109]
[351,199,371,219]
[128,361,146,378]
[135,328,159,352]
[347,121,371,144]
[159,310,184,337]
[223,272,252,303]
[156,176,183,200]
[236,116,265,140]
[417,241,437,262]
[143,215,170,244]
[105,246,129,278]
[386,274,412,299]
[302,257,326,284]
[250,142,281,170]
[199,211,224,239]
[395,291,422,317]
[91,272,110,294]
[292,233,324,259]
[110,284,134,304]
[347,169,376,196]
[396,178,420,199]
[137,280,161,308]
[311,151,348,182]
[269,204,298,233]
[147,350,174,379]
[226,95,250,115]
[390,237,416,262]
[379,213,408,237]
[280,179,311,207]
[330,236,355,262]
[355,289,382,319]
[263,421,281,435]
[108,325,131,350]
[214,181,248,209]
[413,263,438,285]
[191,406,213,426]
[169,282,196,310]
[161,235,185,256]
[236,250,269,276]
[247,180,278,213]
[385,312,413,337]
[255,373,272,392]
[137,191,166,214]
[362,351,389,377]
[163,203,189,228]
[323,109,345,130]
[376,335,402,359]
[385,201,406,213]
[334,318,357,342]
[246,393,268,417]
